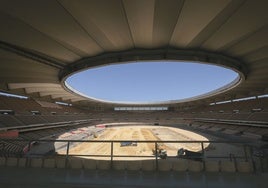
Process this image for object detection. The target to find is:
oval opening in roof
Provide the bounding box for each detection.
[65,61,239,104]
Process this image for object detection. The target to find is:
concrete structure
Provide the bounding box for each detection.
[0,0,267,110]
[0,1,267,187]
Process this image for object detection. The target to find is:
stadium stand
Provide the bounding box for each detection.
[0,156,256,174]
[0,1,267,187]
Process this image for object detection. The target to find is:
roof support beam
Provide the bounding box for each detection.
[0,40,65,69]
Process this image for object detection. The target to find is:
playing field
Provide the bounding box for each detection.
[56,125,245,160]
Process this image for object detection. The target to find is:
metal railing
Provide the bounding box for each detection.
[1,138,264,171]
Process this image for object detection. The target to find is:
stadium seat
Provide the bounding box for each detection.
[220,161,236,172]
[205,161,219,172]
[158,160,172,171]
[69,158,83,169]
[17,158,27,168]
[6,157,18,167]
[56,158,66,168]
[172,159,188,171]
[141,160,156,171]
[112,160,126,170]
[97,160,111,170]
[83,159,97,170]
[126,160,141,171]
[188,160,203,172]
[236,161,253,173]
[0,157,6,166]
[30,158,43,168]
[43,158,55,168]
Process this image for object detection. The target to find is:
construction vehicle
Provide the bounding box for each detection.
[152,144,167,159]
[120,141,138,147]
[177,148,203,161]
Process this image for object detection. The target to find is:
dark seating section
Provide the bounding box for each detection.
[190,97,268,121]
[0,156,256,173]
[0,95,91,128]
[0,95,95,156]
[0,115,24,127]
[15,115,48,125]
[1,94,268,157]
[0,122,102,157]
[179,97,268,140]
[1,94,268,126]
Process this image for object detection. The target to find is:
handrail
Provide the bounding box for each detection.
[0,138,253,144]
[1,138,262,171]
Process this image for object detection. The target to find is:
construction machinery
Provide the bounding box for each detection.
[152,144,167,159]
[120,141,138,147]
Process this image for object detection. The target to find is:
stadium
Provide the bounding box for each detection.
[0,0,267,187]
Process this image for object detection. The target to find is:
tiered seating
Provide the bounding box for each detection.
[181,97,268,139]
[190,120,268,139]
[0,140,28,156]
[0,95,91,129]
[0,95,95,157]
[0,115,24,127]
[248,112,268,122]
[193,98,268,122]
[0,157,255,173]
[0,96,43,115]
[228,113,251,120]
[0,123,92,157]
[15,115,48,125]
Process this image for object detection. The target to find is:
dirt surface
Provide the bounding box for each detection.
[58,125,223,160]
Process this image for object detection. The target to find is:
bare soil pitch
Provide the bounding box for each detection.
[59,125,227,160]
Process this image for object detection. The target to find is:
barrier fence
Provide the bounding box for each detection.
[1,139,267,172]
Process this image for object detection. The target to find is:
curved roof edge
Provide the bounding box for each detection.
[60,48,247,106]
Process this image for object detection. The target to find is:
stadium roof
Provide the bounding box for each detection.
[0,0,267,108]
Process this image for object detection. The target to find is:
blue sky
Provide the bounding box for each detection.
[66,61,238,103]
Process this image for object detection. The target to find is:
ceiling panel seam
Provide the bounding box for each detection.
[237,46,268,62]
[0,10,82,58]
[56,0,105,51]
[199,0,247,47]
[121,0,135,48]
[188,0,245,48]
[218,24,268,52]
[168,0,185,46]
[0,40,65,69]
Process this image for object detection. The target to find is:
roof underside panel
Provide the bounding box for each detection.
[170,0,232,47]
[203,0,268,51]
[59,0,134,51]
[0,0,103,59]
[0,49,59,83]
[123,0,155,48]
[0,0,266,108]
[0,11,79,62]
